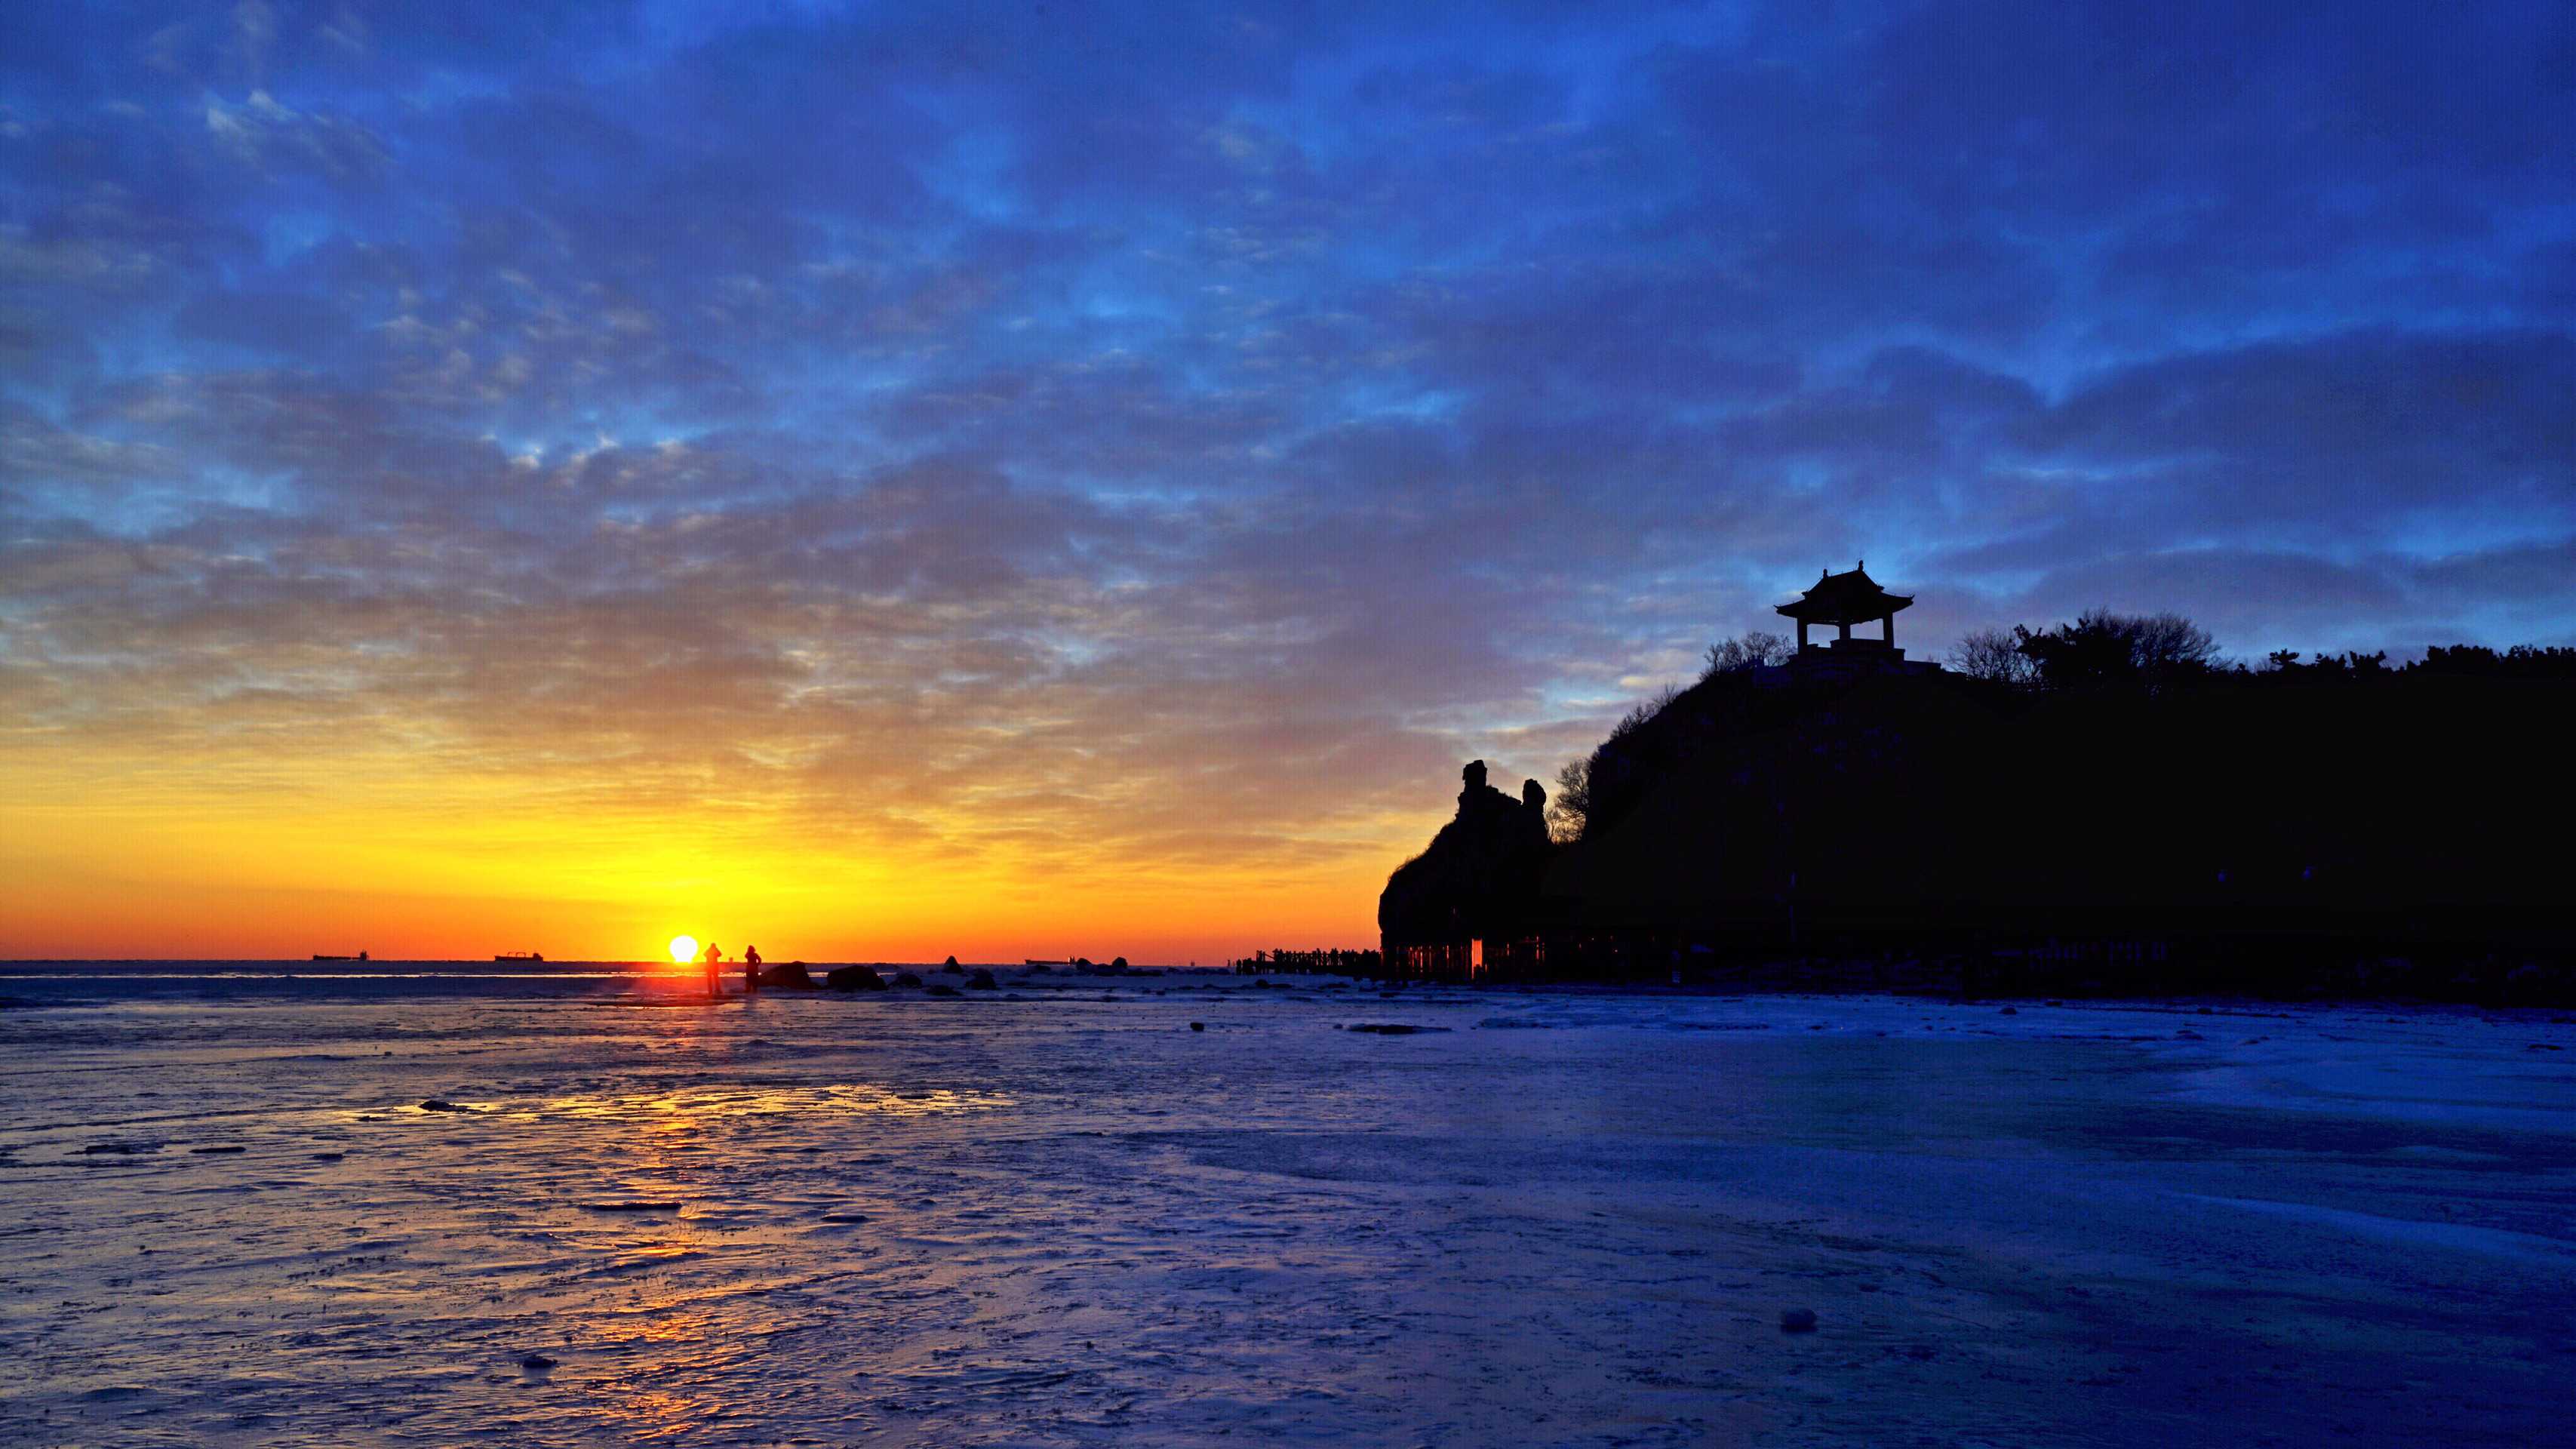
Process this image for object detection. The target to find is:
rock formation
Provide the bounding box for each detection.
[1376,760,1557,969]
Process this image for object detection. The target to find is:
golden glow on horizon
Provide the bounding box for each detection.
[0,738,1397,961]
[669,935,699,963]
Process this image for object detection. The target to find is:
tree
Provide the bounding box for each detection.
[1548,756,1591,843]
[2015,610,2220,690]
[1703,631,1794,676]
[1950,627,2037,686]
[1603,685,1682,746]
[2126,612,2222,680]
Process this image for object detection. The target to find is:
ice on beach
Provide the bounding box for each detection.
[3,968,2571,1445]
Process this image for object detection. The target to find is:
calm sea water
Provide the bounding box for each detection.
[0,960,716,1005]
[4,965,2571,1446]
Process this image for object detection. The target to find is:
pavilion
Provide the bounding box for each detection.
[1777,561,1912,653]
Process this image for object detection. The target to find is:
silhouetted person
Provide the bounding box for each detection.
[702,950,720,1001]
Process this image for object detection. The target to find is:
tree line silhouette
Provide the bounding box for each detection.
[1553,616,2576,847]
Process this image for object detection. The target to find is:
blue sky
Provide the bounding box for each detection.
[4,1,2573,943]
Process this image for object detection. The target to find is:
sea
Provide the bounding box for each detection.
[4,962,2571,1447]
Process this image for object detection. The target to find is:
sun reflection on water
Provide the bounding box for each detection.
[538,1084,1014,1121]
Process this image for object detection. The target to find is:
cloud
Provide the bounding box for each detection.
[4,0,2573,936]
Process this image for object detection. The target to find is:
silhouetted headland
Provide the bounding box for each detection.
[1380,565,2576,1004]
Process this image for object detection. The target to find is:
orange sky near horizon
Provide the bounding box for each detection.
[0,731,1449,964]
[0,521,1615,966]
[0,803,1404,964]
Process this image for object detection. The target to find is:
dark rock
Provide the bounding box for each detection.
[1998,1006,2018,1015]
[1379,758,1557,972]
[1781,1308,1818,1333]
[1348,1023,1452,1035]
[1190,1022,1205,1031]
[757,962,816,989]
[926,983,961,998]
[826,965,887,991]
[310,1152,345,1161]
[1111,956,1129,970]
[939,959,965,975]
[892,971,923,987]
[189,1145,244,1154]
[943,955,961,968]
[966,970,998,989]
[420,1100,468,1112]
[520,1354,558,1371]
[821,1212,869,1223]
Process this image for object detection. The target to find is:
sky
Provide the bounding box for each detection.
[4,1,2571,962]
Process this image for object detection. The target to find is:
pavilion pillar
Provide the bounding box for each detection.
[1838,620,1851,643]
[1883,612,1894,646]
[1796,620,1809,650]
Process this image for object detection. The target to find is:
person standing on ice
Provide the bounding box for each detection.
[702,946,721,1001]
[744,944,763,992]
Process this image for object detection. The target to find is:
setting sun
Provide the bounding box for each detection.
[669,935,698,964]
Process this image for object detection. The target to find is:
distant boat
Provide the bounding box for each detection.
[312,952,369,961]
[494,951,545,962]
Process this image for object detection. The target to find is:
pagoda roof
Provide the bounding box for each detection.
[1775,563,1914,625]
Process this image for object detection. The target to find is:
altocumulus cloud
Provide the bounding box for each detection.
[3,0,2572,872]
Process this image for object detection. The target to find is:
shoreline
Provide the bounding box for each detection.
[5,960,2572,1020]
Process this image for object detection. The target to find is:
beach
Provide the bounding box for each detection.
[3,966,2571,1446]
